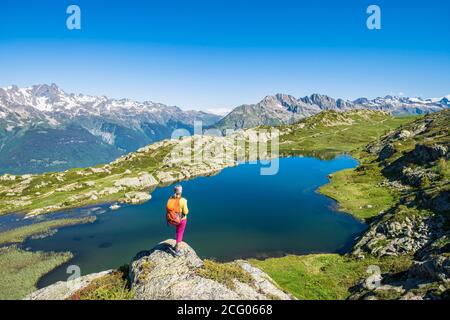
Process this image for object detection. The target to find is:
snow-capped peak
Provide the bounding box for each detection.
[0,84,161,113]
[0,84,220,130]
[426,94,450,103]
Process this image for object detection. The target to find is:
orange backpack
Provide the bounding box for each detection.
[166,197,182,226]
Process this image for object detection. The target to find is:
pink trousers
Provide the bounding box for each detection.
[176,219,187,243]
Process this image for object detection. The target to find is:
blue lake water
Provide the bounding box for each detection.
[23,156,366,288]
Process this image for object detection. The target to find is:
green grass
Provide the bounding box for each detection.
[435,158,449,179]
[196,259,254,290]
[319,109,449,223]
[68,270,134,300]
[0,143,173,216]
[279,111,414,156]
[0,216,96,245]
[319,162,398,220]
[249,254,412,300]
[382,205,433,224]
[0,246,73,300]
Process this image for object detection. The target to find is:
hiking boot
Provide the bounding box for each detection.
[168,245,182,257]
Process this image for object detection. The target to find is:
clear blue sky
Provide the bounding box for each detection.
[0,0,449,110]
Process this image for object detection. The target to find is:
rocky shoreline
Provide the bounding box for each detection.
[0,131,270,217]
[348,111,449,300]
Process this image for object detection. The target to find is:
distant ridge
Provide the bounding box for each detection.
[214,92,449,130]
[0,84,221,174]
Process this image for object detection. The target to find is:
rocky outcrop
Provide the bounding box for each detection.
[25,240,292,300]
[378,143,396,161]
[409,256,450,282]
[24,270,114,300]
[429,191,450,213]
[353,211,438,258]
[350,237,450,300]
[400,166,437,187]
[130,240,292,300]
[411,144,448,164]
[113,172,158,189]
[120,192,152,204]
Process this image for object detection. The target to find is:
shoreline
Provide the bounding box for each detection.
[0,152,351,220]
[0,151,378,299]
[29,154,366,291]
[0,111,418,299]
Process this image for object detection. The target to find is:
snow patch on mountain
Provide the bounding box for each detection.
[0,84,221,129]
[214,92,449,130]
[87,128,116,145]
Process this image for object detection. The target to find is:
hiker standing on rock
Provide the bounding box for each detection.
[166,185,189,256]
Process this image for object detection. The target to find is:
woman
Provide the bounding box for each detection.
[167,184,189,256]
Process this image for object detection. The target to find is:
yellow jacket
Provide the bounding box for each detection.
[179,197,189,216]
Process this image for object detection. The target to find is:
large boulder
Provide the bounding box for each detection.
[400,166,437,187]
[114,173,158,189]
[378,143,396,161]
[409,256,450,282]
[429,191,450,213]
[411,144,448,164]
[120,191,152,204]
[130,240,292,300]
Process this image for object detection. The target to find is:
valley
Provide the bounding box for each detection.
[0,108,448,300]
[0,84,220,174]
[1,0,448,304]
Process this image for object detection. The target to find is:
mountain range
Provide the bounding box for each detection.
[1,84,448,174]
[0,84,220,174]
[213,93,450,130]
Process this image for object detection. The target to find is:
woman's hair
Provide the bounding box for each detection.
[174,185,183,196]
